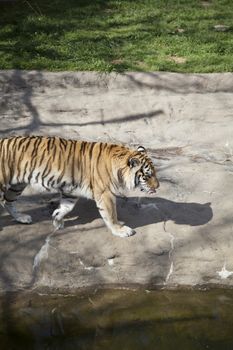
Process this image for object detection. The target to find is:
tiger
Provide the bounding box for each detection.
[0,136,159,237]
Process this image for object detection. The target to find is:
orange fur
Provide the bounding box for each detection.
[0,136,159,237]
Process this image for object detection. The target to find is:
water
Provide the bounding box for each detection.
[1,288,233,350]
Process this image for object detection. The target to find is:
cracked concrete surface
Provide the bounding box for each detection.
[0,70,233,292]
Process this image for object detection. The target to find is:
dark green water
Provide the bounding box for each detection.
[1,289,233,350]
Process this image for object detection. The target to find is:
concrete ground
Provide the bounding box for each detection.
[0,70,233,292]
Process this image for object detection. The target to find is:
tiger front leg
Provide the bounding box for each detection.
[52,196,78,230]
[95,192,136,238]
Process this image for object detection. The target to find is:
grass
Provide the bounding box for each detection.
[0,0,233,72]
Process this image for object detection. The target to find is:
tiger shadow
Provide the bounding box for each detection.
[118,197,212,228]
[64,196,213,229]
[0,196,213,230]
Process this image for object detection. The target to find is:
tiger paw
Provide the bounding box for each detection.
[53,218,64,230]
[15,214,32,224]
[52,210,64,230]
[112,225,136,238]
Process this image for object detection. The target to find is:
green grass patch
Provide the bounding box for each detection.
[0,0,233,72]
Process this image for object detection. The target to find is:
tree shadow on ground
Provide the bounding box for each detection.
[0,70,164,137]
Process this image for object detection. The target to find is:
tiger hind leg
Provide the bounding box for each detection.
[52,195,78,230]
[3,184,32,224]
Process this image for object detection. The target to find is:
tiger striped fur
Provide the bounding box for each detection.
[0,136,159,237]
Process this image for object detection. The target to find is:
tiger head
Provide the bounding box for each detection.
[126,146,159,194]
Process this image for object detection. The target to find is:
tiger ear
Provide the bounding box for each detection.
[128,157,140,168]
[137,145,146,153]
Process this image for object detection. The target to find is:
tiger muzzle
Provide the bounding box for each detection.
[148,179,160,194]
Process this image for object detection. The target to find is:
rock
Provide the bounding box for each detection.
[214,24,230,32]
[0,71,233,291]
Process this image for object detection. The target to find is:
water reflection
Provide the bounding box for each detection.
[0,289,233,350]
